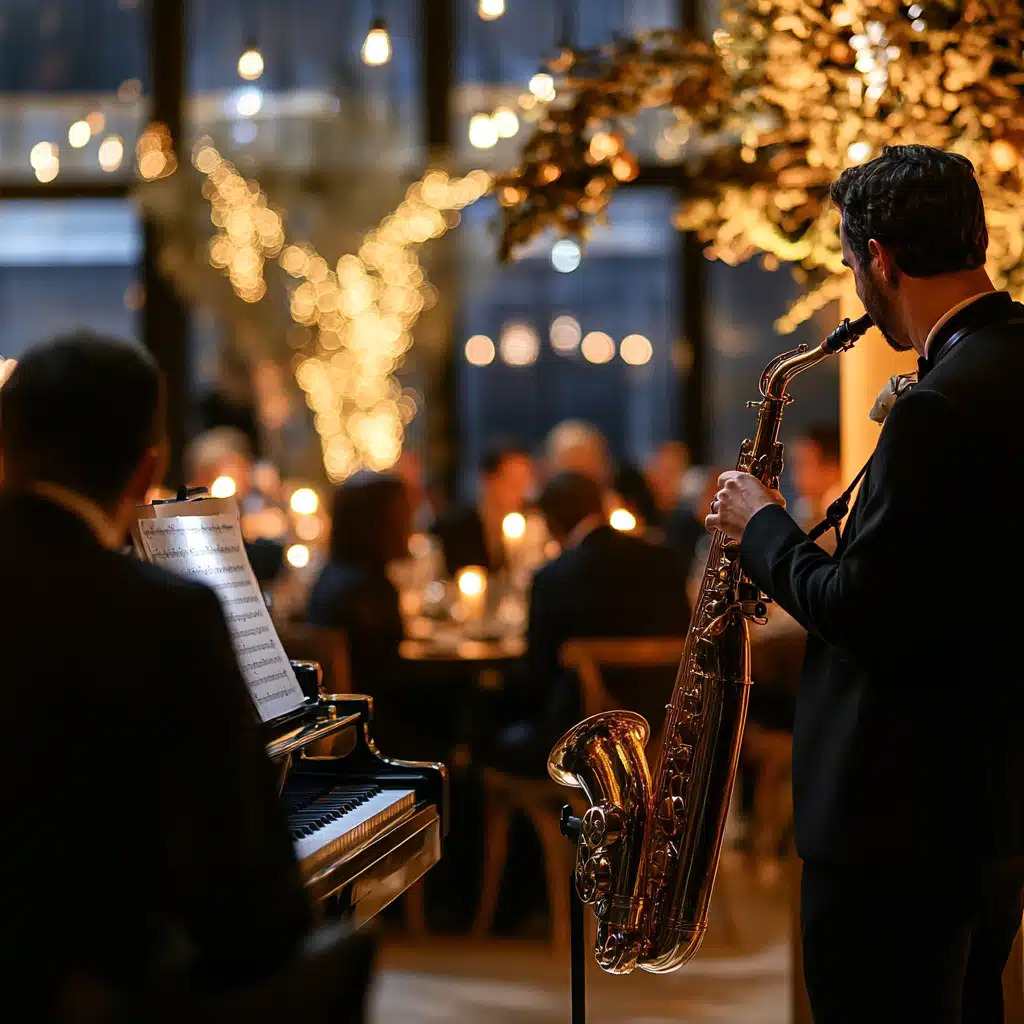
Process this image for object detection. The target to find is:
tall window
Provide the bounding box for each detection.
[0,199,142,360]
[456,187,681,497]
[0,0,148,184]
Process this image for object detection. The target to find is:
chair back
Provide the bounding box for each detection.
[559,637,687,758]
[275,622,351,695]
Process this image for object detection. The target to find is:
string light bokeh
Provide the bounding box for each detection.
[193,140,490,481]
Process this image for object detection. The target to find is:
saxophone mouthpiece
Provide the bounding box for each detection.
[824,313,873,353]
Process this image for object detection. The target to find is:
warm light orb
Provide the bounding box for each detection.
[609,508,637,532]
[465,334,495,366]
[500,323,539,366]
[86,111,106,134]
[29,141,57,171]
[550,315,582,353]
[528,73,556,102]
[295,516,322,542]
[620,334,653,366]
[286,543,311,569]
[468,113,498,149]
[289,486,319,516]
[847,141,871,164]
[457,567,486,597]
[210,475,237,498]
[98,135,124,172]
[68,120,91,148]
[492,106,520,138]
[502,512,526,540]
[478,0,505,19]
[362,20,392,66]
[581,331,615,364]
[35,158,59,183]
[237,47,264,81]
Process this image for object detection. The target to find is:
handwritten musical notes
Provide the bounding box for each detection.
[137,512,306,722]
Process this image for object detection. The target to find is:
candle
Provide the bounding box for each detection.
[456,566,488,623]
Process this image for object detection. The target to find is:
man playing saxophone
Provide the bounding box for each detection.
[707,144,1024,1023]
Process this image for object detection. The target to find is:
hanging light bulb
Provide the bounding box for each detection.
[237,44,264,81]
[362,18,392,66]
[478,0,506,19]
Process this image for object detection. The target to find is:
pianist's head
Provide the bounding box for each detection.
[0,331,167,538]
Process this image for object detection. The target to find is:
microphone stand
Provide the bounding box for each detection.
[560,805,586,1024]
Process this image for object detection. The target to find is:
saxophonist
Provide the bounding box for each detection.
[707,145,1024,1023]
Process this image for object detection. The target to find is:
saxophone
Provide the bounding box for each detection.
[547,313,873,974]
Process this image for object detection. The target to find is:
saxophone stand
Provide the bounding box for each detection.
[560,805,587,1024]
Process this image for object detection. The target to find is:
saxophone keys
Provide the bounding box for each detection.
[577,854,613,901]
[658,795,687,837]
[582,804,624,847]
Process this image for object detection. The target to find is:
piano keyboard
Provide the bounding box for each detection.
[285,780,417,867]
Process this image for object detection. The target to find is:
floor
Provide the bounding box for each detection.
[370,852,793,1023]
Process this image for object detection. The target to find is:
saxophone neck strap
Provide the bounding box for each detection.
[807,456,872,546]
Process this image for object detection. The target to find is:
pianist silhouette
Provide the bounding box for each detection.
[0,333,316,1020]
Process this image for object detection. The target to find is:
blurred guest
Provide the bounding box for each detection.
[542,420,612,490]
[790,423,843,531]
[645,440,690,517]
[307,472,410,692]
[394,449,436,532]
[613,463,662,532]
[432,443,533,576]
[489,472,691,777]
[0,333,310,1015]
[185,427,284,584]
[664,465,725,582]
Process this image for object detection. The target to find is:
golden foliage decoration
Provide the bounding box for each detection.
[500,1,1024,331]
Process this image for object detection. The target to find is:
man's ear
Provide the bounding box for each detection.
[867,238,897,287]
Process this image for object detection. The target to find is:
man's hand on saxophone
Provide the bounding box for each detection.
[704,470,786,541]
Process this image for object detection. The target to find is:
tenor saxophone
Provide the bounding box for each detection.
[547,313,873,974]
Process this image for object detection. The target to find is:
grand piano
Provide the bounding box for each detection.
[271,661,447,920]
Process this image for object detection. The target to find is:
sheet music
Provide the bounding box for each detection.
[137,512,306,722]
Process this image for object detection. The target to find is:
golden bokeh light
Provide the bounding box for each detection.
[237,48,265,81]
[289,487,320,516]
[362,21,392,66]
[620,334,653,366]
[550,315,582,352]
[98,136,124,173]
[478,0,505,20]
[68,121,91,148]
[465,334,496,366]
[210,475,237,499]
[457,567,486,597]
[502,512,527,540]
[581,331,615,364]
[610,508,637,532]
[286,544,311,569]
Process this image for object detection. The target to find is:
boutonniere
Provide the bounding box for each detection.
[869,373,918,424]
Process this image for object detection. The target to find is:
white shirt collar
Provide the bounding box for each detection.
[30,482,123,550]
[923,292,991,359]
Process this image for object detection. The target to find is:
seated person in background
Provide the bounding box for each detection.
[185,425,284,584]
[790,423,843,543]
[489,471,691,778]
[0,333,311,1016]
[394,448,436,532]
[664,464,725,585]
[542,420,612,490]
[432,442,533,576]
[613,463,663,533]
[307,471,410,690]
[645,440,690,520]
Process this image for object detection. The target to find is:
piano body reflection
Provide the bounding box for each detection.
[271,661,447,921]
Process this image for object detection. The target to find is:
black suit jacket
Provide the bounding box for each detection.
[432,504,502,576]
[0,493,310,1014]
[741,291,1024,865]
[527,525,691,737]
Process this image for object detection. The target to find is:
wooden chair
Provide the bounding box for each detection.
[473,637,691,952]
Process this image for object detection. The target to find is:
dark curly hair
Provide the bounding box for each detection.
[830,145,988,278]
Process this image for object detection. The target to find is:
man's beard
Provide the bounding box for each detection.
[861,275,912,352]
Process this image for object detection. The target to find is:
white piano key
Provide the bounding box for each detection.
[294,788,416,865]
